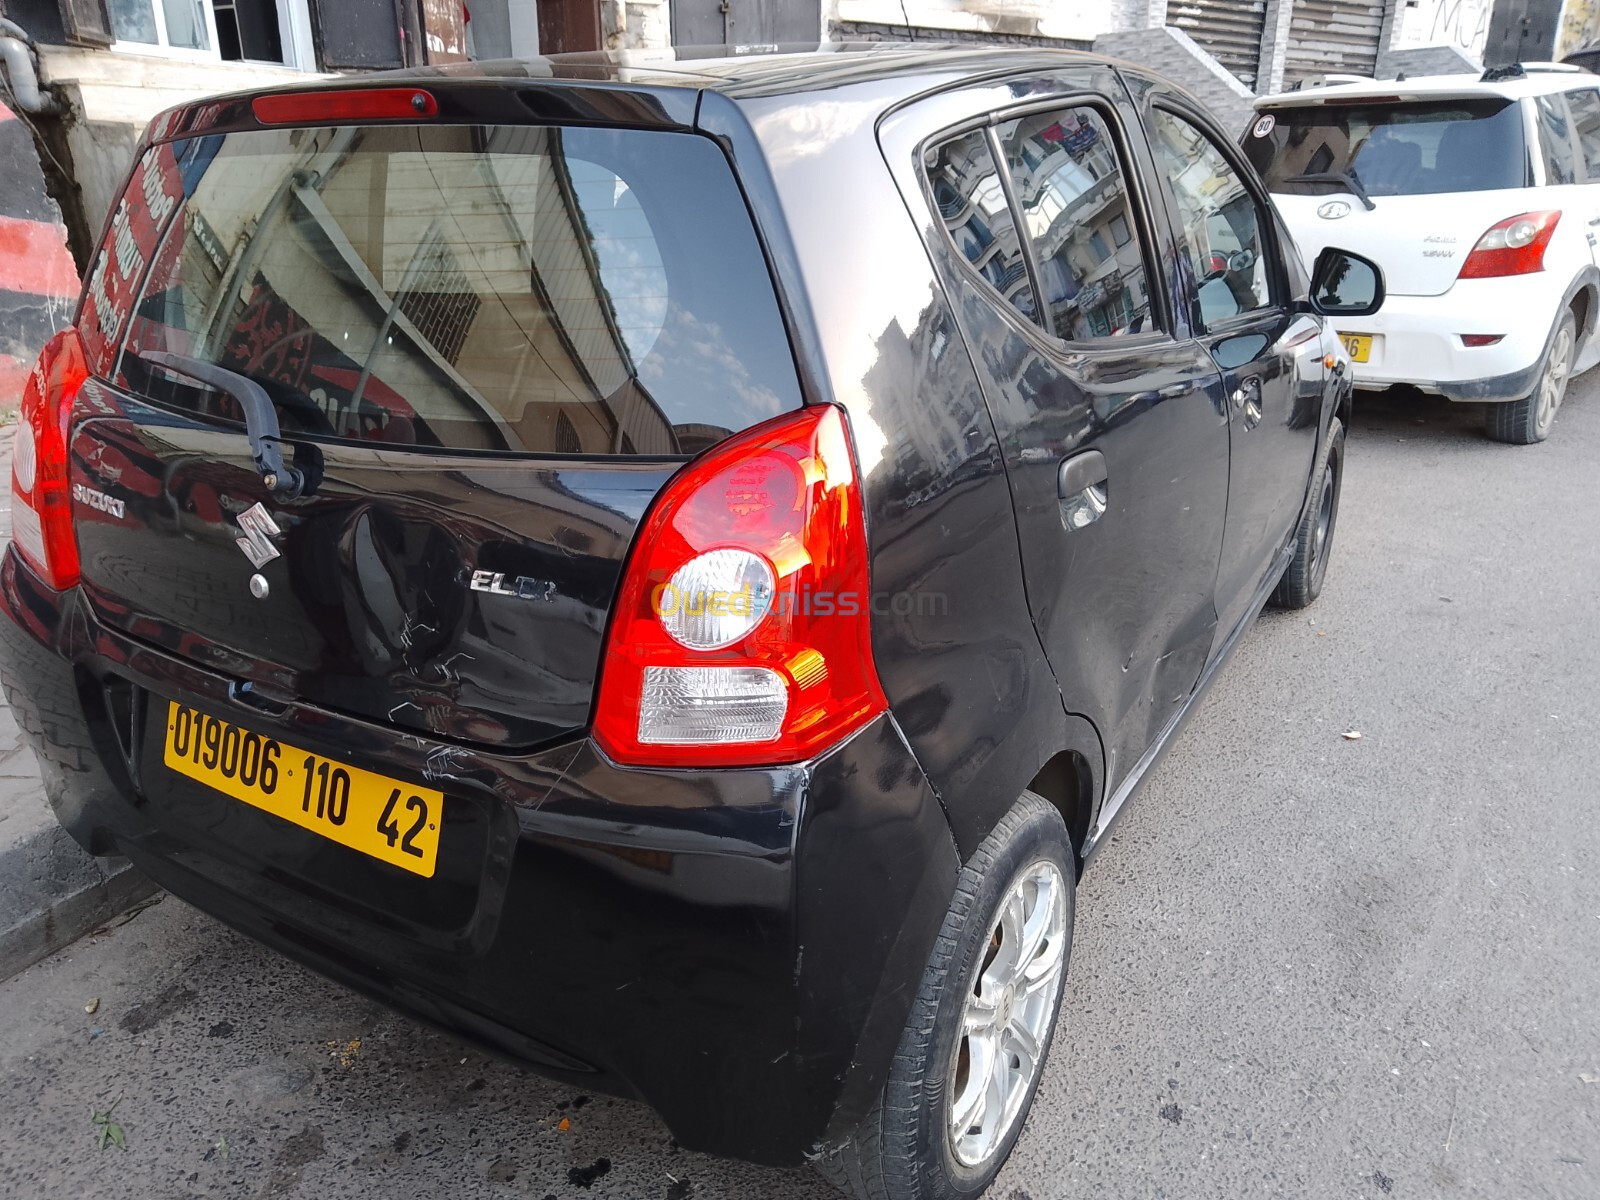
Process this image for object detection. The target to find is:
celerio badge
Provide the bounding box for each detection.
[234,502,282,568]
[468,569,558,601]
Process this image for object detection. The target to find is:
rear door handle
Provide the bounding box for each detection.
[1057,450,1108,530]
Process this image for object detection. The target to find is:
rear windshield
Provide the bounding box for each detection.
[1244,99,1529,198]
[107,124,801,456]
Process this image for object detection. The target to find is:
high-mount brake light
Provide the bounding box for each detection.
[1319,95,1403,105]
[592,404,888,768]
[252,88,438,125]
[1459,211,1561,279]
[12,328,87,590]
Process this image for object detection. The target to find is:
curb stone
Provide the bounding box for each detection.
[0,823,157,981]
[0,703,158,981]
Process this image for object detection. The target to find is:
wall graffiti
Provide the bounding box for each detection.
[1557,0,1600,58]
[1396,0,1492,56]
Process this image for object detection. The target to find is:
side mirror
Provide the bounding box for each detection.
[1309,247,1385,317]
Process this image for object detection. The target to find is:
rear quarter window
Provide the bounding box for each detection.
[1536,94,1579,185]
[1567,88,1600,180]
[103,123,802,457]
[924,128,1040,324]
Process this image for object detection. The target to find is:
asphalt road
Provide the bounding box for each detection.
[3,380,1599,1200]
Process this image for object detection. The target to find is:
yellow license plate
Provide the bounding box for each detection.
[1339,333,1372,363]
[161,700,443,878]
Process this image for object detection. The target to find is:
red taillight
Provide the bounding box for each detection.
[1461,334,1507,347]
[593,404,888,768]
[252,88,438,125]
[12,327,87,590]
[1458,211,1561,279]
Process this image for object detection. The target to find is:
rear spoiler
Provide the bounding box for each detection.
[134,75,700,153]
[1254,88,1516,110]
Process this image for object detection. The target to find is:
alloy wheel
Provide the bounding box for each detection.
[1312,459,1336,571]
[1537,324,1574,434]
[947,860,1069,1168]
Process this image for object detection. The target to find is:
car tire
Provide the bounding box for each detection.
[815,792,1075,1200]
[1485,308,1577,445]
[1270,415,1345,611]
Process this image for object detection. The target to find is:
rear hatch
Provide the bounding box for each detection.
[70,97,804,751]
[1245,95,1532,295]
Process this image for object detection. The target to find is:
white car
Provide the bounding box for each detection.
[1244,66,1600,443]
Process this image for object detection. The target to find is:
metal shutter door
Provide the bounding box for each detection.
[311,0,406,68]
[1285,0,1388,84]
[1170,0,1270,88]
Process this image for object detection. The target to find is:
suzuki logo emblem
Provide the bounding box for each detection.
[234,502,282,568]
[1317,200,1352,220]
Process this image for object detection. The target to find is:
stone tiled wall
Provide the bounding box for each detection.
[1375,43,1482,79]
[1095,26,1256,132]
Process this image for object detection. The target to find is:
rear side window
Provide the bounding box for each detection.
[1536,94,1579,185]
[1244,99,1529,196]
[108,124,802,456]
[994,106,1157,341]
[1566,88,1600,181]
[924,130,1039,324]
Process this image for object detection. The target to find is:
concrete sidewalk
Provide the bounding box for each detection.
[0,422,156,980]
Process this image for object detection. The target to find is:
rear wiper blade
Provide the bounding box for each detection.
[136,351,307,499]
[1286,171,1377,211]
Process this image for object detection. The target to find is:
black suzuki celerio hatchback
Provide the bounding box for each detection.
[0,44,1382,1200]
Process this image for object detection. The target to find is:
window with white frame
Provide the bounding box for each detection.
[105,0,316,70]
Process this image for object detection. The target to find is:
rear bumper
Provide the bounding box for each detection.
[1336,274,1568,402]
[0,547,957,1166]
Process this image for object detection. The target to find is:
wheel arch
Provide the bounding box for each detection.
[1026,747,1098,873]
[1560,266,1600,347]
[1569,278,1596,347]
[928,706,1105,874]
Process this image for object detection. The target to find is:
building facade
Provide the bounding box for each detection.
[0,0,1569,413]
[0,0,564,255]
